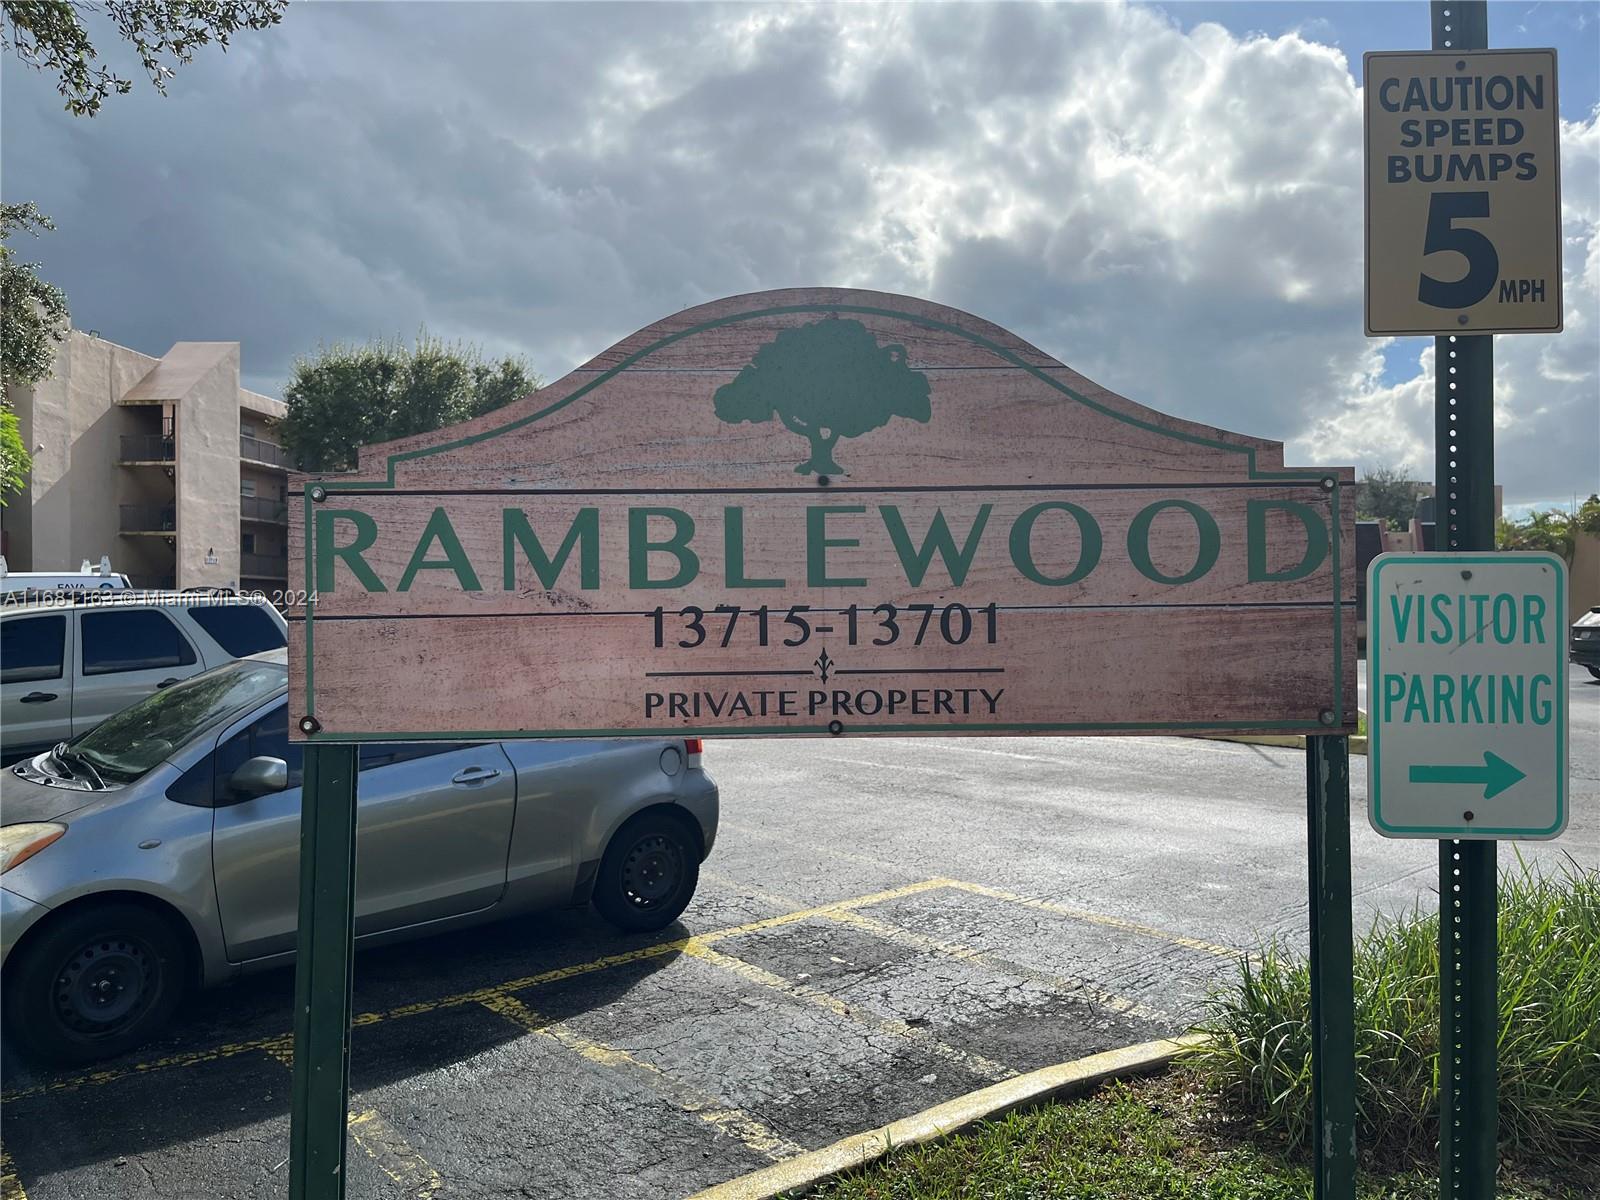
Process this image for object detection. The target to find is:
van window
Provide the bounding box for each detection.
[81,609,197,675]
[186,605,285,657]
[1,615,66,683]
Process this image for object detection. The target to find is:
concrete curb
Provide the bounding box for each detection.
[685,1033,1208,1200]
[1201,734,1368,755]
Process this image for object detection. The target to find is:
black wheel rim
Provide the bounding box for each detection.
[619,833,683,909]
[52,934,161,1040]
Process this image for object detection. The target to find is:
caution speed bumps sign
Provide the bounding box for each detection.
[1367,552,1568,840]
[1364,49,1562,336]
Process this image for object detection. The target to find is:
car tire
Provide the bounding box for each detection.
[2,902,188,1065]
[592,810,701,934]
[1588,666,1600,680]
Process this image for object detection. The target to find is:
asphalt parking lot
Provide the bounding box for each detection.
[3,669,1596,1200]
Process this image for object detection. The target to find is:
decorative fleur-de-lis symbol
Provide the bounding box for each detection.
[813,648,835,683]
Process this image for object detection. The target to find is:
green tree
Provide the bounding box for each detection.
[1575,494,1600,536]
[713,318,932,476]
[1497,508,1575,561]
[1,202,71,503]
[2,0,286,116]
[1356,463,1426,531]
[281,333,540,473]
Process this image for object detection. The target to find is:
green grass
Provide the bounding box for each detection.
[1187,855,1600,1164]
[797,1076,1593,1199]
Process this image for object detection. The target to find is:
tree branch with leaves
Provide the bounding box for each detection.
[3,0,286,116]
[1,202,72,502]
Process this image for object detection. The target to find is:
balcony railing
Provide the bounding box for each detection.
[120,433,175,463]
[241,551,287,579]
[120,504,176,534]
[240,435,290,469]
[240,495,289,524]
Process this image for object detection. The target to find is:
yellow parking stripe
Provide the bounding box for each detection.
[347,1110,444,1199]
[479,993,802,1161]
[701,868,1232,964]
[938,879,1238,958]
[680,941,1015,1084]
[702,871,1175,1024]
[823,908,1174,1024]
[0,1144,27,1200]
[264,1034,444,1195]
[0,1032,304,1103]
[0,879,953,1104]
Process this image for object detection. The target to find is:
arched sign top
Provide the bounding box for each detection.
[335,289,1310,493]
[290,288,1354,743]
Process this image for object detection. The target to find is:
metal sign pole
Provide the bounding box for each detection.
[1430,7,1499,1195]
[1307,735,1356,1199]
[288,743,360,1200]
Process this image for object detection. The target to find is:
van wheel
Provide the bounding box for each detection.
[3,902,187,1065]
[593,811,700,933]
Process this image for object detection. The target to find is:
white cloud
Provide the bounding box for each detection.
[3,1,1595,504]
[1294,108,1600,505]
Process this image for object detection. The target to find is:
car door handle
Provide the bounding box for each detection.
[451,767,502,785]
[19,691,59,703]
[155,677,181,689]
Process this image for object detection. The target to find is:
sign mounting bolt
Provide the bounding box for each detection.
[310,485,327,503]
[1320,476,1336,492]
[1463,811,1475,822]
[1318,709,1337,726]
[299,716,321,735]
[827,719,845,736]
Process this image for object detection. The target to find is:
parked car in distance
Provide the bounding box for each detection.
[1572,606,1600,678]
[0,651,719,1063]
[0,592,288,766]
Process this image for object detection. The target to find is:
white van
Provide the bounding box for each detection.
[0,555,131,595]
[0,592,288,765]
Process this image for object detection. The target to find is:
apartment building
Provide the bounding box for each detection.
[1,330,290,592]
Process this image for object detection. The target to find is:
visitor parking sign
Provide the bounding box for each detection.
[1368,552,1567,839]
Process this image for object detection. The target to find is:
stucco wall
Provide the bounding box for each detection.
[173,348,244,590]
[3,332,279,588]
[2,333,160,572]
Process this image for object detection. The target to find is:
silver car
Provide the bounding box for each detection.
[0,651,718,1064]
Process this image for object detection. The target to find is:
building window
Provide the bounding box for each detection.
[242,532,256,554]
[241,478,256,497]
[241,421,256,438]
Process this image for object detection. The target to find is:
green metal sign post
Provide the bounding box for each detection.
[1307,736,1356,1199]
[288,744,359,1200]
[1432,8,1500,1197]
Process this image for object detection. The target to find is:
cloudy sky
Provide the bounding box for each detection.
[4,1,1596,509]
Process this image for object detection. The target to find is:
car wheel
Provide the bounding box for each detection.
[1588,666,1600,680]
[592,810,701,934]
[3,902,187,1065]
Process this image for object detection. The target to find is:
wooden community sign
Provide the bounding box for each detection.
[287,289,1356,742]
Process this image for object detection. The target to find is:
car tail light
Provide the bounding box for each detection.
[684,737,704,766]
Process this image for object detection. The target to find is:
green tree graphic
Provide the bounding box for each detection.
[713,318,932,475]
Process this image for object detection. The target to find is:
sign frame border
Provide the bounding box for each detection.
[293,298,1354,742]
[1367,549,1568,839]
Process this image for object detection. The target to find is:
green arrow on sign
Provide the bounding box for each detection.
[1409,751,1526,799]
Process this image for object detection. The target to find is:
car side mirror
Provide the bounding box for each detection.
[230,756,288,798]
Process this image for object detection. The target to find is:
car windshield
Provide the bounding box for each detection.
[69,659,287,783]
